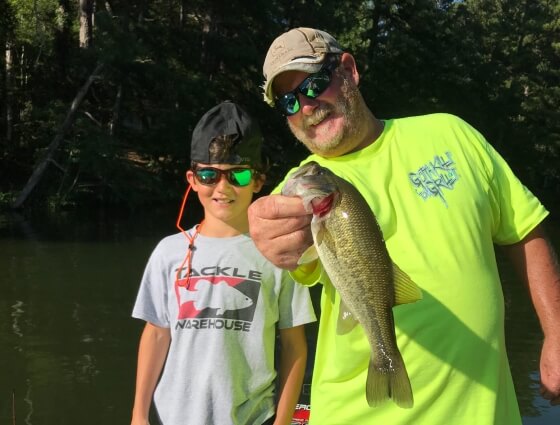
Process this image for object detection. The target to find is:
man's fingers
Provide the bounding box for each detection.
[249,194,309,219]
[270,228,315,270]
[248,195,312,240]
[540,384,560,406]
[248,194,314,269]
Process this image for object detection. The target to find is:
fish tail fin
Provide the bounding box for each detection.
[366,356,414,409]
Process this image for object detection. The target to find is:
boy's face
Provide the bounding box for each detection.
[186,163,264,231]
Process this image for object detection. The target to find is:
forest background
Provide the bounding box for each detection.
[0,0,558,214]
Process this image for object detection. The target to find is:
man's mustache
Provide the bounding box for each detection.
[303,104,333,128]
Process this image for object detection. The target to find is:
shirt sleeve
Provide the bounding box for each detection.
[289,260,324,286]
[131,242,171,328]
[482,139,549,245]
[277,270,317,329]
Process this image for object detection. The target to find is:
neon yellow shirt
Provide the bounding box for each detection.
[283,114,548,424]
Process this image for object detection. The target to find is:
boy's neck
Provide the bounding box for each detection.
[197,217,249,238]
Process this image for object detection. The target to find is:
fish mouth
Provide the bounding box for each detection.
[311,193,335,217]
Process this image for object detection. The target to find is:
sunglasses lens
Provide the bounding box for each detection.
[230,169,253,186]
[276,69,332,116]
[278,94,300,116]
[195,168,253,187]
[301,71,331,98]
[195,168,219,184]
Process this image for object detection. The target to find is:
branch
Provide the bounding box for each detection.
[11,62,105,209]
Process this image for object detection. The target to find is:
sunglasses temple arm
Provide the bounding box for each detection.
[176,183,192,233]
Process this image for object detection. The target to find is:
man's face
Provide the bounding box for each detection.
[272,59,363,158]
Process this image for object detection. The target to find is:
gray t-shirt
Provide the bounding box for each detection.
[132,228,316,425]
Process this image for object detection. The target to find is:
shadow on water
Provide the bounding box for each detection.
[0,207,558,424]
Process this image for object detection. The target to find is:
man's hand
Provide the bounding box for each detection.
[504,224,560,407]
[540,335,560,405]
[248,194,313,270]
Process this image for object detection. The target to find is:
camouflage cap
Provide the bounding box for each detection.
[262,28,343,106]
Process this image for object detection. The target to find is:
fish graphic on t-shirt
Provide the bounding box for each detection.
[179,279,253,315]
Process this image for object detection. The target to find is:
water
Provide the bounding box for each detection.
[0,207,559,424]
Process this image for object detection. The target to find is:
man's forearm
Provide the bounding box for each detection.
[506,225,560,336]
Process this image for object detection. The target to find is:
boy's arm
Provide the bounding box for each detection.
[274,325,308,425]
[131,322,171,425]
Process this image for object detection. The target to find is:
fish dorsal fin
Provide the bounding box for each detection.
[336,300,359,335]
[393,262,423,305]
[297,244,319,265]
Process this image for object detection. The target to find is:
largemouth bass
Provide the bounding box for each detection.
[282,161,422,409]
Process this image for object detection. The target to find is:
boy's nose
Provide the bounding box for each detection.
[214,174,234,189]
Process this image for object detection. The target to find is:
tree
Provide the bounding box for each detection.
[1,0,558,211]
[79,0,94,48]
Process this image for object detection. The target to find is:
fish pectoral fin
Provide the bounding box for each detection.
[314,226,326,246]
[297,244,319,265]
[336,300,359,334]
[393,262,423,305]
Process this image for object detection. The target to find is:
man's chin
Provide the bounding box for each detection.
[303,137,348,158]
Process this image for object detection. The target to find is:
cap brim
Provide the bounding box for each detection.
[263,56,326,106]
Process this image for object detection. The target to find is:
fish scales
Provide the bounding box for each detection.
[315,176,400,374]
[282,161,422,408]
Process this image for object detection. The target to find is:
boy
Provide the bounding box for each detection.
[131,101,316,425]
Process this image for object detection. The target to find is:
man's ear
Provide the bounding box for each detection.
[340,52,360,86]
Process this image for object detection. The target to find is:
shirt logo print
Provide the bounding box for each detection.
[409,151,459,207]
[179,279,253,316]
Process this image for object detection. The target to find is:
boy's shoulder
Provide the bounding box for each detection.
[150,231,189,253]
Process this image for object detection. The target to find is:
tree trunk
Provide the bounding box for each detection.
[79,0,94,48]
[5,41,13,144]
[55,0,71,75]
[109,84,122,136]
[12,62,104,209]
[180,0,188,26]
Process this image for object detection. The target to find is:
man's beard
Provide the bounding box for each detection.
[288,77,362,157]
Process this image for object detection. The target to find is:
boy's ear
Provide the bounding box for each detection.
[186,170,198,190]
[253,174,266,193]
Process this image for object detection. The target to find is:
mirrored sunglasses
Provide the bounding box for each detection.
[275,57,339,116]
[194,167,254,187]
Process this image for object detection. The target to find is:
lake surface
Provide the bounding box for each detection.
[0,206,559,424]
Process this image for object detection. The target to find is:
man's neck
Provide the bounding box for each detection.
[348,109,384,155]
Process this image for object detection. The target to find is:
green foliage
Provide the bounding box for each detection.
[1,0,559,213]
[7,0,61,47]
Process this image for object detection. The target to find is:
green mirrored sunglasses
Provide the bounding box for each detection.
[194,167,254,187]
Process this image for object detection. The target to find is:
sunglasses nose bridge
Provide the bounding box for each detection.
[212,172,235,189]
[287,72,330,116]
[298,92,320,114]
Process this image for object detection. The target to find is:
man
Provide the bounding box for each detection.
[248,27,560,424]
